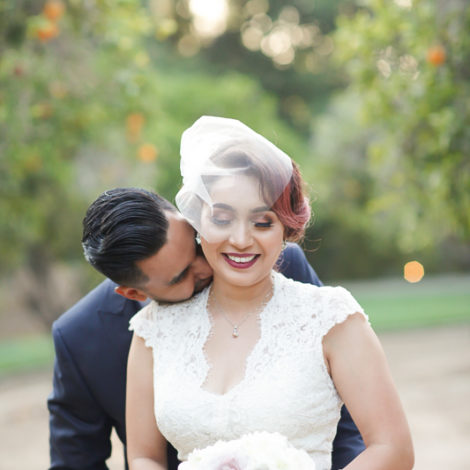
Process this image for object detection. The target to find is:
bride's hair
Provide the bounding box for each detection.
[271,161,311,242]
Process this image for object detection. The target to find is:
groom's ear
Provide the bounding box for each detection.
[115,285,148,302]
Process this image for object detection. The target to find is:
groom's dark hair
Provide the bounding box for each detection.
[82,187,177,287]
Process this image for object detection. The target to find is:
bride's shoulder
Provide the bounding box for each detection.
[274,271,354,299]
[273,270,321,297]
[274,272,365,315]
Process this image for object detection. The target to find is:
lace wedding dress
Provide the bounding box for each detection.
[130,271,367,470]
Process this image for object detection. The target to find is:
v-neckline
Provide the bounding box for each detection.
[198,273,277,398]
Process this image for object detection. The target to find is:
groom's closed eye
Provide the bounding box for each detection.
[169,266,190,285]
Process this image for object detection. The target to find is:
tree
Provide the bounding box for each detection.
[312,0,470,254]
[151,0,359,132]
[0,0,309,326]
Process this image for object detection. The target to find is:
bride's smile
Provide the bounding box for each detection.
[223,252,258,267]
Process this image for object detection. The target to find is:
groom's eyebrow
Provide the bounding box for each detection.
[169,265,190,285]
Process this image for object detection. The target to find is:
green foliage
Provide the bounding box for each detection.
[0,1,154,271]
[305,90,409,280]
[0,0,309,281]
[1,0,468,303]
[314,0,470,253]
[157,0,358,131]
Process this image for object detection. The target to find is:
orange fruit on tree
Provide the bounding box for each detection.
[36,21,59,42]
[43,0,65,21]
[126,113,145,142]
[137,144,158,163]
[427,45,446,66]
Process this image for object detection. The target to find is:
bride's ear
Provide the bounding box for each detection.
[115,285,148,302]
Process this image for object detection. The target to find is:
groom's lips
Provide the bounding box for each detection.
[223,253,259,269]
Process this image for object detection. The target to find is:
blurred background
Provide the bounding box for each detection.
[0,0,469,469]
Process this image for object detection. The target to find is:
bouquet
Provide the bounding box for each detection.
[178,432,316,470]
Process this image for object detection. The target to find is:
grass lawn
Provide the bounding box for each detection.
[357,292,469,331]
[341,273,470,331]
[1,273,469,377]
[0,334,54,379]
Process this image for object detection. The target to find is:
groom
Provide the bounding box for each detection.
[48,187,364,470]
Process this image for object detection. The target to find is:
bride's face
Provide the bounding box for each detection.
[199,174,284,289]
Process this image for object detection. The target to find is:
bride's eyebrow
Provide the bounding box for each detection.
[212,203,234,211]
[252,206,271,213]
[211,204,271,213]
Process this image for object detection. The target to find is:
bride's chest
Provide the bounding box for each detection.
[153,302,328,400]
[153,313,336,449]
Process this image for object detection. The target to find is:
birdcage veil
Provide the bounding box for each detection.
[175,116,293,240]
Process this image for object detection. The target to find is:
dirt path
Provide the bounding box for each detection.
[1,324,469,469]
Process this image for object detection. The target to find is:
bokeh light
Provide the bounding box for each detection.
[394,0,412,9]
[189,0,229,39]
[404,261,425,283]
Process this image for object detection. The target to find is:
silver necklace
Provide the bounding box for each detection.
[209,285,273,338]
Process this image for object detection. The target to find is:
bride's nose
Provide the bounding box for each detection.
[228,220,253,248]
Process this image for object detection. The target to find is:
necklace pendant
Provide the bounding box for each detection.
[232,327,239,338]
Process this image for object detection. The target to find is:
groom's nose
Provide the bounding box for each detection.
[191,255,213,283]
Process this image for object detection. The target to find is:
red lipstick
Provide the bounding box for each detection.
[223,253,259,269]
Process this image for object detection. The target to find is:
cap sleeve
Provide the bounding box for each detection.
[129,302,158,349]
[318,286,369,338]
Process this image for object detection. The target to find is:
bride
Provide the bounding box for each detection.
[125,116,414,470]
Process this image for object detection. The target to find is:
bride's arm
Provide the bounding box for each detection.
[126,334,168,470]
[323,313,414,470]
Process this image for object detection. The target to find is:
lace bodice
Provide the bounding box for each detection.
[130,272,367,470]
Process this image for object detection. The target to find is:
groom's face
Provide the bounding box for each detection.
[134,211,213,303]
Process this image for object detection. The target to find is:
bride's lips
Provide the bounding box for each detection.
[223,253,259,269]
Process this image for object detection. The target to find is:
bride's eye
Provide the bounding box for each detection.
[253,215,273,228]
[210,211,233,226]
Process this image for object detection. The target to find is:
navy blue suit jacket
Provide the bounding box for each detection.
[48,243,364,470]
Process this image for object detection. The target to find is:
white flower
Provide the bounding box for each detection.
[179,432,316,470]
